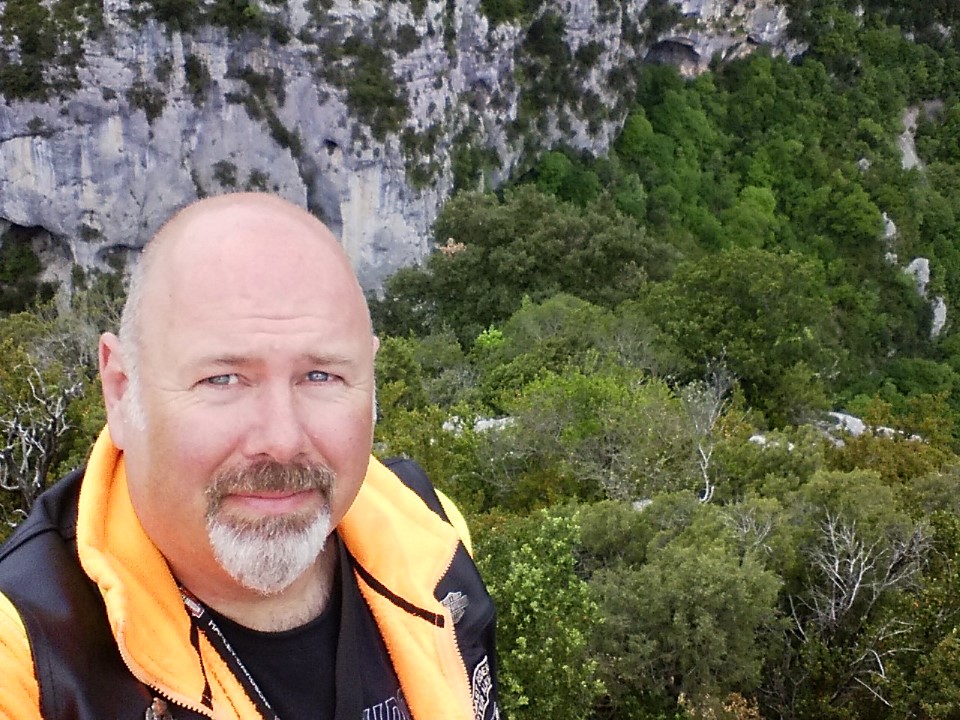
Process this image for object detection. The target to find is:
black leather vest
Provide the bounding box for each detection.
[0,470,206,719]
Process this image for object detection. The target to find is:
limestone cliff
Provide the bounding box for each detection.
[0,0,794,290]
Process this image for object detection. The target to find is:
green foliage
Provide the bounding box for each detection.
[498,367,696,506]
[245,169,272,191]
[372,185,675,344]
[184,53,211,105]
[0,231,54,313]
[451,127,501,192]
[394,24,421,55]
[723,427,821,487]
[322,36,408,141]
[761,467,930,718]
[532,149,602,206]
[0,0,99,99]
[401,125,442,189]
[479,0,542,26]
[476,510,603,719]
[917,99,960,163]
[582,498,781,716]
[643,246,837,426]
[208,0,265,34]
[0,269,123,535]
[126,80,166,123]
[881,512,960,716]
[140,0,199,30]
[514,11,580,131]
[0,57,46,100]
[639,0,683,41]
[212,159,239,188]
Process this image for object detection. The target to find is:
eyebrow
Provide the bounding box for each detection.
[191,352,356,368]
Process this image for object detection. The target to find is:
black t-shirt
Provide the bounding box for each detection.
[204,538,412,720]
[205,580,339,718]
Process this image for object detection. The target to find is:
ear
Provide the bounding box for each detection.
[371,334,380,357]
[99,332,131,449]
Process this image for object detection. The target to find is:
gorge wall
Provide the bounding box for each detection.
[0,0,795,291]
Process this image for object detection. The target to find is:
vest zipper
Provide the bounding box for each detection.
[113,627,218,719]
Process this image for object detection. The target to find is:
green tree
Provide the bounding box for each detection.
[582,498,781,716]
[763,468,929,718]
[643,246,838,425]
[719,185,782,248]
[879,512,960,717]
[0,274,122,534]
[495,367,695,507]
[476,509,604,720]
[373,186,674,343]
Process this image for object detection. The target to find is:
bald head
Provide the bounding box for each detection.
[119,193,370,360]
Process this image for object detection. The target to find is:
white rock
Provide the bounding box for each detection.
[931,296,947,337]
[827,411,867,437]
[882,211,897,240]
[906,257,931,296]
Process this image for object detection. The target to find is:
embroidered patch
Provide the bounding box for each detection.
[472,654,499,720]
[145,697,173,720]
[440,591,469,625]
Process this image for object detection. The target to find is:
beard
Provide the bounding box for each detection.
[205,460,335,595]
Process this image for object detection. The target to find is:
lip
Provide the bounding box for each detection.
[222,489,322,516]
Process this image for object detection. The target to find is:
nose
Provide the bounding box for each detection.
[244,383,309,464]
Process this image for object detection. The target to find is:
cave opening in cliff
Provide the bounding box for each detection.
[0,222,56,312]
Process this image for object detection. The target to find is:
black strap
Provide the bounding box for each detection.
[333,539,365,720]
[350,557,446,627]
[180,587,277,719]
[382,457,451,523]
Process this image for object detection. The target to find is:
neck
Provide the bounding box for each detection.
[182,538,340,632]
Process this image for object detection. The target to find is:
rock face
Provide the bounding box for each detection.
[905,257,948,337]
[0,0,795,291]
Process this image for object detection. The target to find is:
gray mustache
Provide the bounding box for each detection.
[205,461,335,514]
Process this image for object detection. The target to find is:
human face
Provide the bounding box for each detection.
[102,201,377,600]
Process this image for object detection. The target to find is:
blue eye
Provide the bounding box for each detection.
[205,374,239,386]
[306,370,331,382]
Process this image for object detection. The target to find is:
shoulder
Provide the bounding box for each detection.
[0,591,42,719]
[435,490,474,557]
[382,457,474,555]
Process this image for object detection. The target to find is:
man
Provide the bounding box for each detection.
[0,193,499,719]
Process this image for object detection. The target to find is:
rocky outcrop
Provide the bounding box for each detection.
[905,257,948,337]
[0,0,795,291]
[898,101,945,171]
[880,210,948,338]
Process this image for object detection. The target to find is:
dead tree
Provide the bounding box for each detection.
[681,363,734,503]
[0,365,83,524]
[785,515,929,708]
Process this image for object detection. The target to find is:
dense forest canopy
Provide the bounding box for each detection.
[3,0,960,718]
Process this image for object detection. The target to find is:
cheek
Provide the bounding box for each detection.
[314,412,373,462]
[145,407,242,489]
[308,407,374,520]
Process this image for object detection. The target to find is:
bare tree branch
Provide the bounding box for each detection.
[681,362,734,503]
[0,364,83,524]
